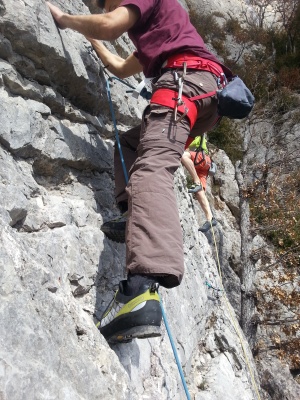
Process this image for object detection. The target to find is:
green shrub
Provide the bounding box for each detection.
[189,9,223,42]
[208,118,243,163]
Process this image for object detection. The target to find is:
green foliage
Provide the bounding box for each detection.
[271,87,300,115]
[250,171,300,269]
[208,118,243,163]
[278,67,300,91]
[188,5,300,275]
[188,1,300,370]
[272,2,300,71]
[189,6,300,102]
[188,8,223,43]
[224,18,242,36]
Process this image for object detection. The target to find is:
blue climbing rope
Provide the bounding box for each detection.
[105,77,135,184]
[105,73,191,400]
[159,295,191,400]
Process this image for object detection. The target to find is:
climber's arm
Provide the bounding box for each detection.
[87,39,143,78]
[46,2,139,40]
[181,151,200,185]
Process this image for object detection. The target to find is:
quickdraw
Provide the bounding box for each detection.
[205,280,222,299]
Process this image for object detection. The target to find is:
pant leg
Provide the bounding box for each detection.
[126,70,218,288]
[126,106,189,288]
[114,125,141,205]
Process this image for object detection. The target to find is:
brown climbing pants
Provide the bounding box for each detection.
[114,70,218,288]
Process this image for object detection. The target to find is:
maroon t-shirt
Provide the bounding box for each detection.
[120,0,230,78]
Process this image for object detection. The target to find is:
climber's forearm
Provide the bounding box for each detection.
[89,39,123,64]
[47,2,142,76]
[89,39,143,78]
[59,14,121,40]
[88,39,125,75]
[46,2,139,41]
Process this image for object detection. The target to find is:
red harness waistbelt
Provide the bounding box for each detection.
[163,53,224,78]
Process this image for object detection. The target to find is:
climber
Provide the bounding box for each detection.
[46,0,233,343]
[181,136,217,233]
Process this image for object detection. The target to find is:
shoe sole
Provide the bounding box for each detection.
[100,295,162,343]
[108,325,161,344]
[188,189,202,193]
[188,185,202,193]
[101,225,126,243]
[199,222,218,233]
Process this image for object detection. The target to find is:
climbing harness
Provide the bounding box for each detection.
[162,53,225,76]
[195,134,217,176]
[104,71,192,400]
[151,53,227,129]
[185,134,212,185]
[151,52,254,126]
[186,134,217,177]
[209,220,262,400]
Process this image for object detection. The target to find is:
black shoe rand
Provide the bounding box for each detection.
[99,282,162,343]
[101,219,126,243]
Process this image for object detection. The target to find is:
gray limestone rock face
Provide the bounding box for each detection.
[258,358,300,400]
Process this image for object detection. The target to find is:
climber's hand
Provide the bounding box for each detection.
[85,37,98,44]
[46,2,68,30]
